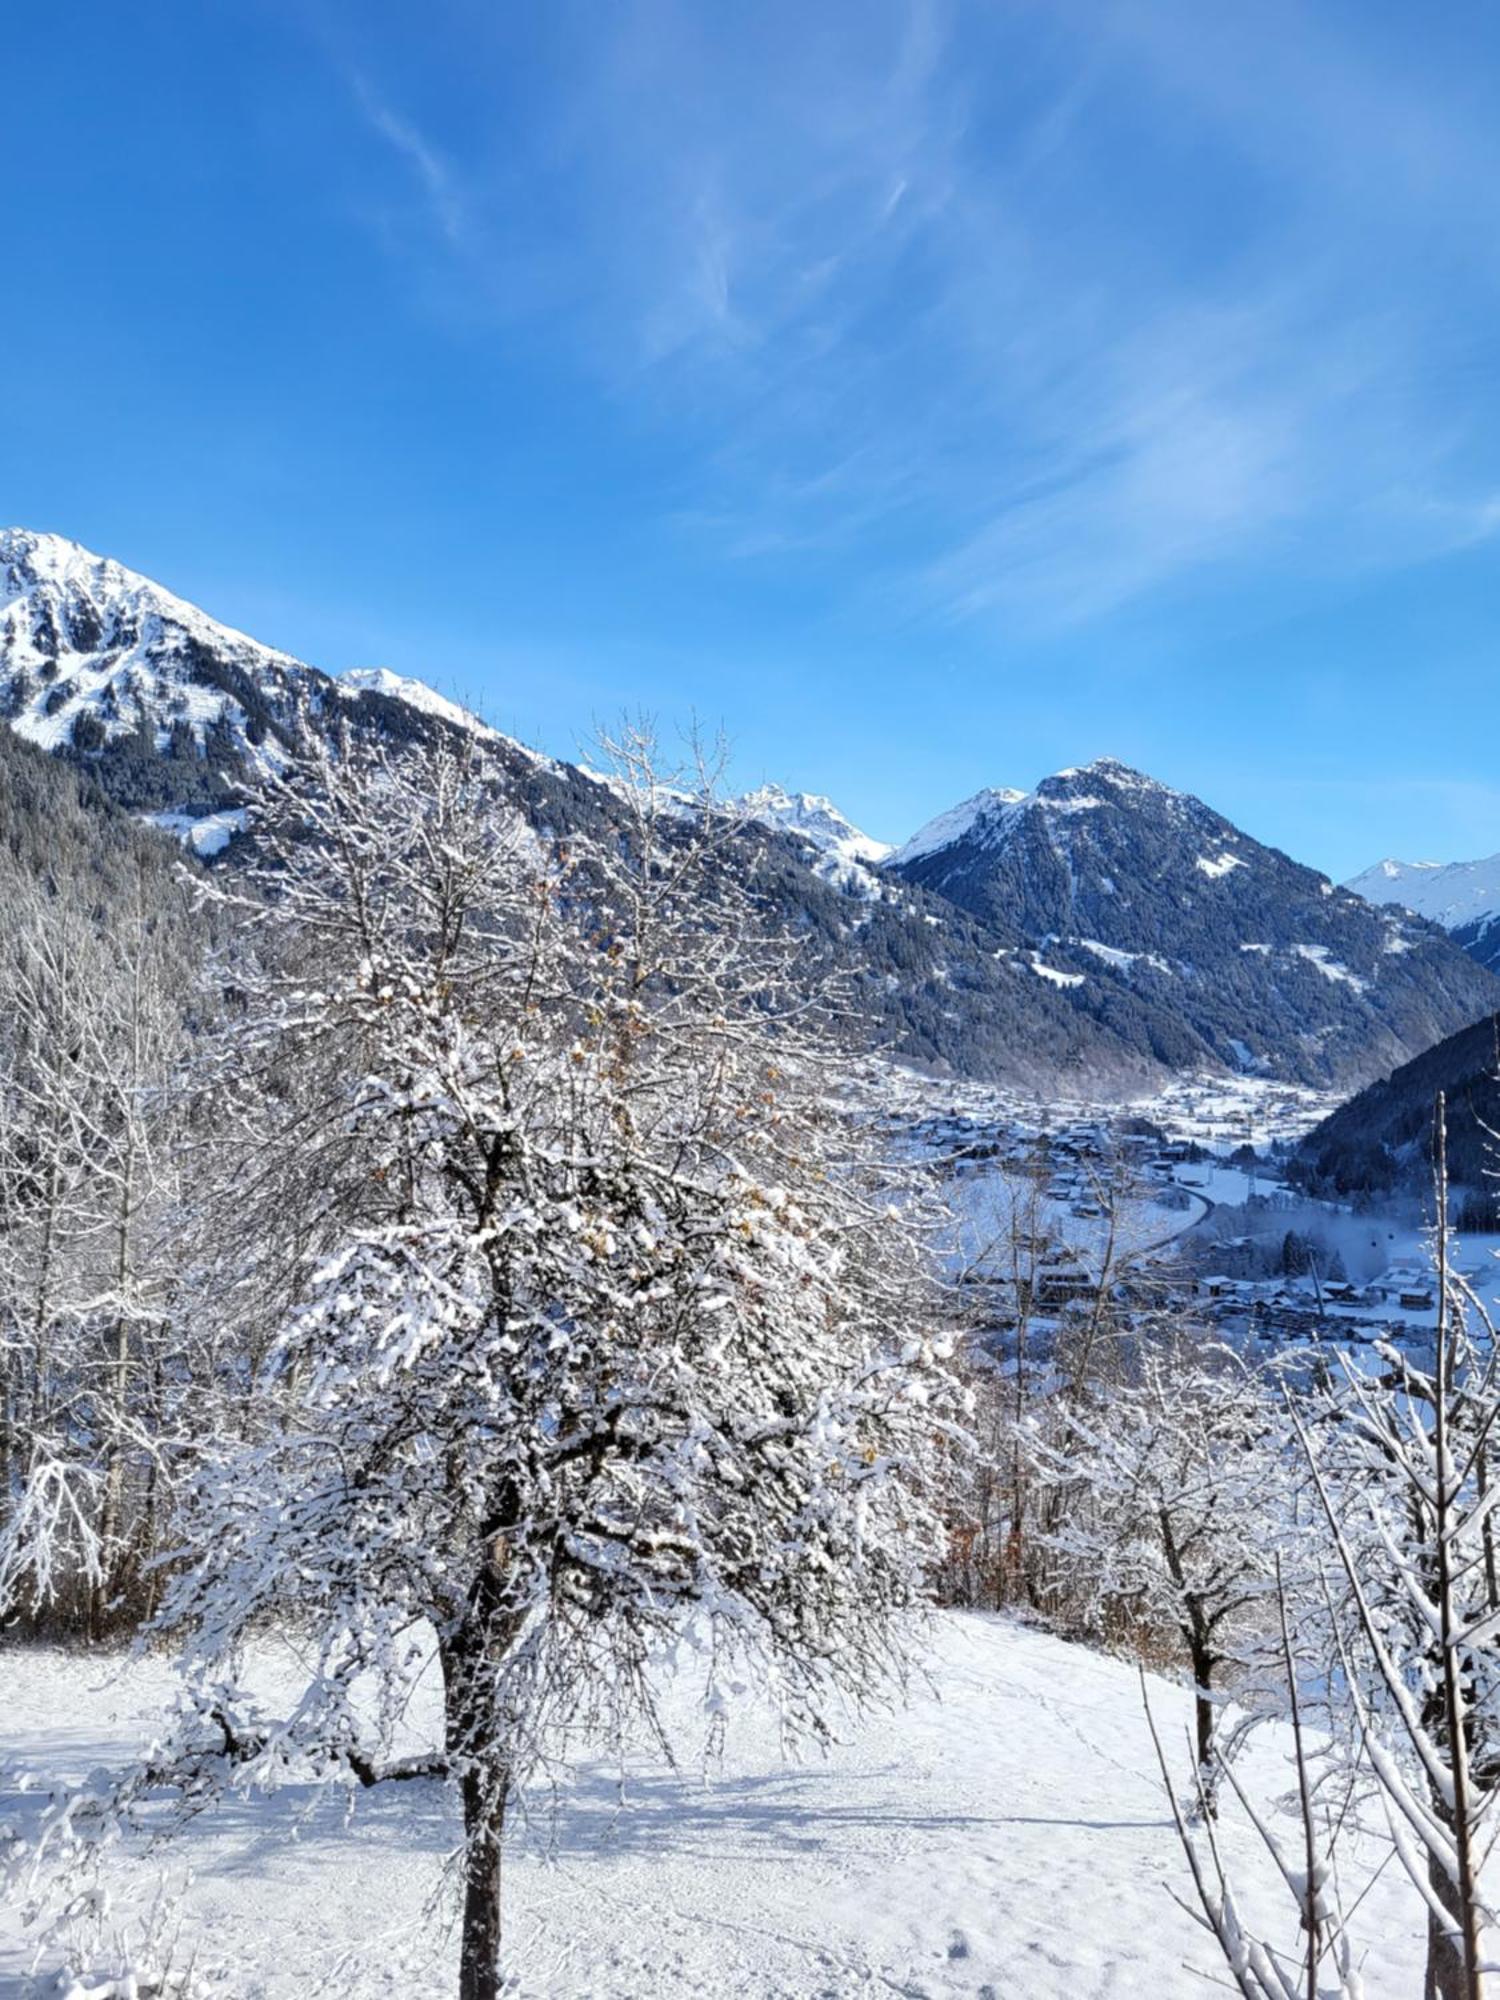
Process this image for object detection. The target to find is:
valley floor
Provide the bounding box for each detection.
[2,1615,1425,1998]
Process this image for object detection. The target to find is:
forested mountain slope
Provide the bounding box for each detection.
[1292,1007,1500,1201]
[884,757,1500,1087]
[0,724,200,928]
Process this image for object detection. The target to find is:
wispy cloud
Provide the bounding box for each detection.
[347,71,471,250]
[323,0,1500,630]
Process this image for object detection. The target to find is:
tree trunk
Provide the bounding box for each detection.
[1425,1848,1468,2000]
[1193,1682,1213,1780]
[1161,1511,1217,1819]
[1189,1644,1218,1820]
[457,1758,507,2000]
[441,1596,518,2000]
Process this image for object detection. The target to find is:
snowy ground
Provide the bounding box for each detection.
[942,1162,1209,1277]
[1,1615,1424,1998]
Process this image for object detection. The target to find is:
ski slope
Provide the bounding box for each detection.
[1,1614,1424,1998]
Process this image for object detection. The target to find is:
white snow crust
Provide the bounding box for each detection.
[141,807,250,857]
[1291,942,1370,992]
[1195,851,1243,879]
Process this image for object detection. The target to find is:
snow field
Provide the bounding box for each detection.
[1,1614,1423,1998]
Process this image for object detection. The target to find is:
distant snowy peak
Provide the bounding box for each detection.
[892,787,1029,867]
[737,783,892,867]
[734,783,892,899]
[1346,853,1500,932]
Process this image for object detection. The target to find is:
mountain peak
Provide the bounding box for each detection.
[892,762,1179,869]
[0,526,87,572]
[891,787,1028,867]
[881,755,1500,1086]
[0,526,305,674]
[1040,757,1176,798]
[0,526,541,825]
[736,782,892,872]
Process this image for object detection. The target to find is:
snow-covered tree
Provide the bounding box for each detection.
[1037,1332,1288,1789]
[1294,1099,1500,2000]
[1144,1557,1366,2000]
[944,1153,1141,1617]
[61,732,960,2000]
[0,864,186,1635]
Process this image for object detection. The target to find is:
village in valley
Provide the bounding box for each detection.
[878,1069,1487,1361]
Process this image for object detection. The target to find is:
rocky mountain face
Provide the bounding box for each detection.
[4,529,1496,1094]
[882,757,1500,1087]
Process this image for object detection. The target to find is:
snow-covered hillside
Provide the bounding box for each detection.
[339,665,498,741]
[0,530,538,848]
[1347,852,1500,931]
[0,1614,1423,1997]
[0,527,317,781]
[890,785,1028,867]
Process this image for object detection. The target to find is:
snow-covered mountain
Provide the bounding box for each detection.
[883,758,1500,1086]
[5,530,1495,1093]
[891,787,1028,867]
[0,527,320,809]
[1346,853,1500,973]
[736,783,891,890]
[1,531,1185,1090]
[1345,853,1500,929]
[338,666,498,741]
[0,530,514,832]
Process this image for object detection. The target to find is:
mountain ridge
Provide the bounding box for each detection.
[4,528,1496,1094]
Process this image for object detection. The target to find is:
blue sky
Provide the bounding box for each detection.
[6,0,1500,877]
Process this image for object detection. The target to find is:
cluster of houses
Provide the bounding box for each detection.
[1191,1261,1439,1348]
[895,1077,1467,1356]
[1197,1263,1434,1314]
